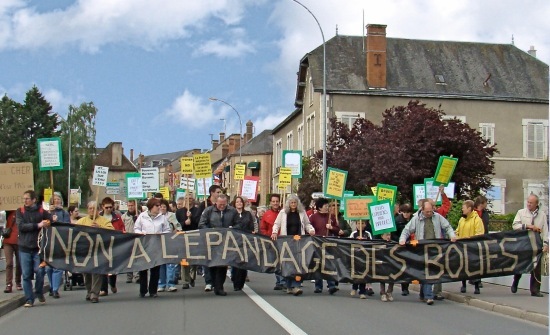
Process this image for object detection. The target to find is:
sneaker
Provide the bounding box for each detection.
[181,283,190,289]
[167,286,178,292]
[350,290,357,296]
[426,299,434,305]
[4,285,12,293]
[366,288,374,296]
[460,286,466,293]
[273,285,283,291]
[401,289,409,296]
[53,291,60,299]
[91,297,99,303]
[359,294,367,299]
[292,288,303,296]
[387,293,394,302]
[434,295,445,300]
[157,287,165,292]
[37,294,46,304]
[328,287,338,295]
[204,284,212,292]
[381,294,388,302]
[24,300,33,307]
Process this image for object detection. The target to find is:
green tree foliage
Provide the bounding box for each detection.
[54,102,98,203]
[296,156,322,207]
[0,95,24,162]
[316,100,497,202]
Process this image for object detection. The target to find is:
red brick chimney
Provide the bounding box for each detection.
[245,120,253,143]
[366,24,387,89]
[222,142,229,157]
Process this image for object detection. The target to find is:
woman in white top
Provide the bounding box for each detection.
[158,199,181,292]
[134,198,171,297]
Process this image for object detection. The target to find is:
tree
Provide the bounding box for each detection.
[0,95,24,163]
[321,100,497,202]
[296,156,322,207]
[55,102,98,202]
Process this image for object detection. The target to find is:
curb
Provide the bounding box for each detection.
[442,291,548,326]
[0,284,51,318]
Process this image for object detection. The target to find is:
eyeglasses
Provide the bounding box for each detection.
[104,206,113,209]
[154,204,161,207]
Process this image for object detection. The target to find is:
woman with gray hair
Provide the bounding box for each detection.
[271,195,315,296]
[47,192,70,298]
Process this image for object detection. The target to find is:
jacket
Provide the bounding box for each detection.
[513,207,548,244]
[176,207,201,231]
[456,210,485,238]
[165,211,182,232]
[392,213,411,242]
[437,193,452,218]
[272,210,314,236]
[16,204,50,252]
[99,211,125,232]
[337,214,352,236]
[399,212,456,244]
[350,229,373,240]
[475,208,491,234]
[260,208,280,236]
[121,210,139,233]
[198,205,237,229]
[134,212,171,234]
[309,212,340,236]
[50,207,70,223]
[76,216,114,230]
[232,210,255,233]
[3,211,19,245]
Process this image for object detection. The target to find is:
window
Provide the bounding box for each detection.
[486,179,506,214]
[275,140,282,169]
[335,111,365,129]
[297,124,304,152]
[306,113,315,156]
[286,131,293,150]
[479,123,495,145]
[523,119,548,159]
[308,77,313,106]
[442,115,466,123]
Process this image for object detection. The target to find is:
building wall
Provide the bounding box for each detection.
[221,153,272,206]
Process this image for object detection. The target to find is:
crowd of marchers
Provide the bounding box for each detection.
[1,185,547,308]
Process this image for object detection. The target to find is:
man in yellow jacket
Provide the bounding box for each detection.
[456,200,485,294]
[77,201,114,303]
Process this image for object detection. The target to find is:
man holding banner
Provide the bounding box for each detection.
[399,199,456,305]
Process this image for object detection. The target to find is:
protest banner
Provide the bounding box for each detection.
[324,167,347,199]
[376,183,397,206]
[175,189,187,201]
[69,189,81,206]
[42,224,542,285]
[197,178,213,197]
[279,167,292,187]
[433,155,458,186]
[180,177,196,190]
[92,166,109,187]
[234,164,246,181]
[343,196,375,220]
[159,186,170,200]
[43,188,53,205]
[369,200,397,235]
[140,167,159,193]
[282,150,303,178]
[424,178,442,205]
[0,162,34,211]
[193,153,212,179]
[241,176,260,202]
[413,184,426,209]
[38,137,63,171]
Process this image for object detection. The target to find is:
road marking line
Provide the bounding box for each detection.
[242,285,308,335]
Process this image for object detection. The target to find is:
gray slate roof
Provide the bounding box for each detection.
[237,129,273,155]
[304,35,548,102]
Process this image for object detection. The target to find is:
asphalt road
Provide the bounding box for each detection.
[0,271,547,335]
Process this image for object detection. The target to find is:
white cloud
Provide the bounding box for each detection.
[164,90,224,128]
[193,39,255,58]
[43,88,81,117]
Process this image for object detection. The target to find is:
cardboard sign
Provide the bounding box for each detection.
[38,137,63,171]
[376,183,397,207]
[413,184,426,209]
[368,200,396,235]
[424,178,442,205]
[433,156,458,186]
[180,177,196,191]
[193,153,212,179]
[92,166,109,187]
[141,167,159,192]
[43,188,53,205]
[279,167,292,186]
[197,178,213,196]
[159,186,170,200]
[0,162,34,211]
[324,167,348,199]
[180,157,194,174]
[126,173,144,199]
[241,176,260,202]
[69,188,81,206]
[234,164,246,181]
[343,196,375,220]
[282,150,303,178]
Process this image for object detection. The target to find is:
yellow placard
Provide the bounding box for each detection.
[371,186,377,195]
[434,156,458,185]
[325,169,346,198]
[193,153,212,179]
[279,167,292,186]
[180,157,194,174]
[160,187,170,200]
[234,164,246,181]
[43,188,53,204]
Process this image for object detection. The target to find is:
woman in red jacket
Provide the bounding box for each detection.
[2,211,22,293]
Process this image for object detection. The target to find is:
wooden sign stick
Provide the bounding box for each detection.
[203,179,208,209]
[186,174,190,209]
[359,220,363,239]
[92,185,100,223]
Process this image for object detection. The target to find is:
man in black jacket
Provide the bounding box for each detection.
[176,196,201,289]
[16,190,51,307]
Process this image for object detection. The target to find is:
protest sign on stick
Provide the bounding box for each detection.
[92,166,109,223]
[324,167,347,199]
[368,200,396,235]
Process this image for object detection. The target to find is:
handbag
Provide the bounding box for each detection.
[1,227,11,238]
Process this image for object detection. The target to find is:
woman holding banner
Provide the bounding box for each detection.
[134,198,171,298]
[230,196,255,291]
[271,195,315,296]
[47,192,70,299]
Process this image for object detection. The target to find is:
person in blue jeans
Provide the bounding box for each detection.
[47,192,70,298]
[16,190,51,307]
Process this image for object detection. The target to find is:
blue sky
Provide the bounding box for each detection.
[1,0,548,156]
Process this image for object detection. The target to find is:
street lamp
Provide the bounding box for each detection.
[209,97,243,164]
[292,0,327,191]
[56,111,72,207]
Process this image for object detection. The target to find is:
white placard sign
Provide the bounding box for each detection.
[180,176,196,190]
[92,166,109,187]
[127,176,143,199]
[369,201,396,234]
[425,180,439,201]
[197,178,213,196]
[39,139,62,169]
[141,167,160,192]
[241,179,258,201]
[444,182,455,199]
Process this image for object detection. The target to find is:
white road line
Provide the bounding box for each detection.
[242,285,308,335]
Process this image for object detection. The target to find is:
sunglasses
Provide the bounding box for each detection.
[104,206,113,209]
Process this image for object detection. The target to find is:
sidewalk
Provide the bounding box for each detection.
[411,280,548,326]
